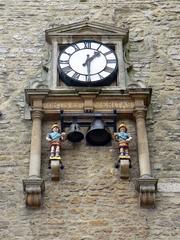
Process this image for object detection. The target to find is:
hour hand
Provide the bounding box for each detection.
[82,54,91,67]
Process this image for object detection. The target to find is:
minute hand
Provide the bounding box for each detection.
[82,51,100,67]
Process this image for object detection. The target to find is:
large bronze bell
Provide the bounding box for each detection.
[67,123,84,143]
[86,117,111,146]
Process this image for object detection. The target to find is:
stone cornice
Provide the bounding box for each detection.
[45,20,128,44]
[25,87,151,117]
[25,87,151,103]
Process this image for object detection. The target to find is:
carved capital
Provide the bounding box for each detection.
[23,177,45,207]
[133,108,146,120]
[31,110,43,120]
[136,175,158,208]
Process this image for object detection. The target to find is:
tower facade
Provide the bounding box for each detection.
[0,1,179,239]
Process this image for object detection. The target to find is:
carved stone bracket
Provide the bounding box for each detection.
[136,175,158,208]
[50,159,61,181]
[120,158,130,179]
[23,177,45,207]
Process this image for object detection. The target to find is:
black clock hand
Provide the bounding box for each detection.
[82,51,100,67]
[87,59,91,82]
[82,54,91,81]
[83,52,100,81]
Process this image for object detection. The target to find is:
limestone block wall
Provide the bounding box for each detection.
[0,1,179,239]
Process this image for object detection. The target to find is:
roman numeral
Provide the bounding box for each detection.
[107,59,116,64]
[72,72,80,80]
[64,51,71,56]
[59,59,69,64]
[104,66,114,73]
[72,44,80,51]
[85,75,91,82]
[84,41,91,48]
[98,74,104,80]
[61,66,72,74]
[96,44,101,50]
[104,50,112,56]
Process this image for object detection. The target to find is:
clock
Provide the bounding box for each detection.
[58,40,118,86]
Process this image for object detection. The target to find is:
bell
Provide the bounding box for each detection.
[67,123,84,143]
[86,118,111,146]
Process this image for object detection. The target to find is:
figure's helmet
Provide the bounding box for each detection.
[51,123,60,131]
[118,123,127,132]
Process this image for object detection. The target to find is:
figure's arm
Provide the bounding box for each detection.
[113,133,119,142]
[61,132,66,141]
[46,133,52,142]
[126,134,132,142]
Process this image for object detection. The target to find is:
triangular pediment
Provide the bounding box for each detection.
[45,20,128,43]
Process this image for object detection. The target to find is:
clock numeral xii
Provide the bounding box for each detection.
[84,41,91,48]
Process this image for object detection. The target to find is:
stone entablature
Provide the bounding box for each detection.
[25,87,151,117]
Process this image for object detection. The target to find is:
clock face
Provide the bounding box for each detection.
[58,40,118,86]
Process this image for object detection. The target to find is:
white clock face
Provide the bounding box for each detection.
[58,40,118,86]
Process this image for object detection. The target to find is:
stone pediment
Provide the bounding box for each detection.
[45,20,128,43]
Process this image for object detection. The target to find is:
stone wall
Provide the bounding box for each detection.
[0,1,179,239]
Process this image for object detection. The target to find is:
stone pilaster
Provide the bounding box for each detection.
[23,109,45,207]
[134,108,158,207]
[52,39,58,89]
[116,40,126,89]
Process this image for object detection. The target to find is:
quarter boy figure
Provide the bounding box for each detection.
[114,123,132,168]
[46,123,66,159]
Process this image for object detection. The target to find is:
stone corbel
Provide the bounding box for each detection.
[51,159,61,181]
[23,177,45,208]
[134,106,158,207]
[136,175,158,208]
[120,158,130,179]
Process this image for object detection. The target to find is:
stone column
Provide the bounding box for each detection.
[134,109,151,177]
[116,40,126,89]
[134,108,158,208]
[29,110,43,177]
[23,109,45,208]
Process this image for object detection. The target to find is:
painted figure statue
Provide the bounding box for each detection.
[46,123,66,180]
[114,123,132,169]
[115,123,132,156]
[46,123,65,158]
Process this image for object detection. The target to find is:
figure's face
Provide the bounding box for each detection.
[120,127,126,132]
[52,127,59,132]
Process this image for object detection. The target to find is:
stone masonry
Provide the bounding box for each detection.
[0,0,180,239]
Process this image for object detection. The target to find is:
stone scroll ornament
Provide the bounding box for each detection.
[46,123,66,181]
[114,123,132,179]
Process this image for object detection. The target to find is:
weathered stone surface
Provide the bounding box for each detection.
[0,0,180,239]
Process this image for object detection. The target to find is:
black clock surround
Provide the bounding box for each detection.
[58,40,118,87]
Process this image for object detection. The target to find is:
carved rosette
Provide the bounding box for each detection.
[23,177,45,207]
[136,175,158,208]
